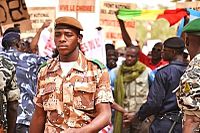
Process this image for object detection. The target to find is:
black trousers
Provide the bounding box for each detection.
[15,123,29,133]
[150,117,182,133]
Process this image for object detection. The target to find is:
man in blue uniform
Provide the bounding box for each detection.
[123,37,188,133]
[0,27,47,133]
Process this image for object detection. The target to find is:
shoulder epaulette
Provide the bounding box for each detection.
[90,59,106,69]
[39,62,48,70]
[37,62,48,75]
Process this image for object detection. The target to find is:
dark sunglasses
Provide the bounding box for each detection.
[152,48,162,52]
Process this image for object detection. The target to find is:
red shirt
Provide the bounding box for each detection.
[139,51,168,70]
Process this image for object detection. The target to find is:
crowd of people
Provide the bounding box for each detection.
[0,8,200,133]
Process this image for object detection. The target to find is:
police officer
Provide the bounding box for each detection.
[0,55,20,133]
[123,37,188,133]
[176,18,200,133]
[1,26,47,133]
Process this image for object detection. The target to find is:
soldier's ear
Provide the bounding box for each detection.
[185,36,189,46]
[78,34,83,43]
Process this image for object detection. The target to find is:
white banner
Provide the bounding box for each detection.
[80,29,106,65]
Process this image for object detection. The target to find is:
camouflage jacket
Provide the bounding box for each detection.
[0,55,20,130]
[176,53,200,117]
[34,52,114,132]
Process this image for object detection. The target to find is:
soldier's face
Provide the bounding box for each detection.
[185,34,200,59]
[54,28,81,59]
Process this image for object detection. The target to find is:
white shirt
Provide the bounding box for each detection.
[60,61,76,77]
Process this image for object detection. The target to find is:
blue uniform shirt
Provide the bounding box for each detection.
[0,48,47,126]
[137,60,188,120]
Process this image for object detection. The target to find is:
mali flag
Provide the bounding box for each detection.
[117,8,188,26]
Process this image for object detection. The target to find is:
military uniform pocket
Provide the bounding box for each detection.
[41,86,59,111]
[73,82,96,110]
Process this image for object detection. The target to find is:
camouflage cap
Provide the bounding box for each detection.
[55,16,83,31]
[182,18,200,36]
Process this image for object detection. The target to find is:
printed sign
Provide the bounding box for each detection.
[100,1,136,42]
[80,29,106,64]
[21,7,56,38]
[0,0,29,25]
[59,0,95,12]
[176,1,200,11]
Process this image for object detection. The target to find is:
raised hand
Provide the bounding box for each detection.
[41,20,51,29]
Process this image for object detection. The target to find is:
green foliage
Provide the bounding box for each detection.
[151,19,177,41]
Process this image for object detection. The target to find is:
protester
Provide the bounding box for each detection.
[105,43,118,90]
[0,55,20,133]
[123,37,188,133]
[116,47,126,67]
[114,45,151,133]
[147,42,169,87]
[115,10,168,70]
[0,27,47,133]
[30,16,113,132]
[176,18,200,133]
[30,20,52,55]
[139,42,168,70]
[106,43,118,70]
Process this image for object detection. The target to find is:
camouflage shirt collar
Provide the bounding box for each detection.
[47,51,88,72]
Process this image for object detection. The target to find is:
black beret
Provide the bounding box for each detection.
[163,37,185,49]
[55,16,83,31]
[3,27,20,36]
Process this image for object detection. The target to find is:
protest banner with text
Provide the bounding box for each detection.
[100,1,136,42]
[59,0,95,12]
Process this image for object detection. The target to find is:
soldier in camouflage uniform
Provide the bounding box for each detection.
[30,16,114,133]
[0,55,20,133]
[176,18,200,132]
